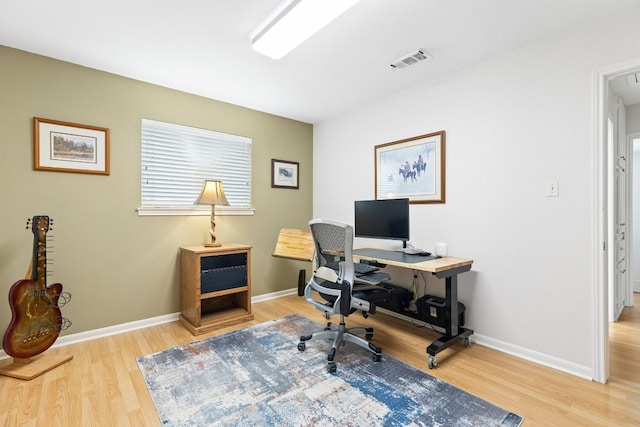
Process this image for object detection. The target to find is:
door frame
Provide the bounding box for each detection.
[593,58,640,383]
[629,132,640,295]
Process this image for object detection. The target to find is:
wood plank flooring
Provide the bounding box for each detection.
[1,292,639,426]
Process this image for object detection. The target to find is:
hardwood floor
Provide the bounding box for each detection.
[1,293,639,426]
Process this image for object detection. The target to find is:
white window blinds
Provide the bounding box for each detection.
[140,119,252,215]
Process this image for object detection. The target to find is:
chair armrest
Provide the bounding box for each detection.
[315,266,339,283]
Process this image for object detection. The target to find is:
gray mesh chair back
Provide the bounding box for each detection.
[298,218,383,373]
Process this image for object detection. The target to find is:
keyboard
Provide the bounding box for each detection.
[326,261,378,276]
[354,262,378,275]
[355,271,391,283]
[403,247,426,255]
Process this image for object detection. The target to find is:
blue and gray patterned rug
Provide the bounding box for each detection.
[137,314,523,426]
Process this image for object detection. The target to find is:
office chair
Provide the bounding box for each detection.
[297,218,390,373]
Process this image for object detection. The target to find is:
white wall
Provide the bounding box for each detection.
[313,5,640,379]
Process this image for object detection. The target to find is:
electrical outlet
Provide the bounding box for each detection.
[546,180,559,197]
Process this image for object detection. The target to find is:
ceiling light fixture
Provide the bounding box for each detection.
[252,0,360,60]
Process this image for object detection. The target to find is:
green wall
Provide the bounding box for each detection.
[0,46,313,335]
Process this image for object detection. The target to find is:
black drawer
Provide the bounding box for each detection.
[200,253,248,293]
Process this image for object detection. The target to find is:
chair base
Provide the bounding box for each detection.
[298,316,382,373]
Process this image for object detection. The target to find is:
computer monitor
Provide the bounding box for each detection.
[354,198,410,247]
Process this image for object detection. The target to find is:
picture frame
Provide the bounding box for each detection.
[375,131,445,203]
[34,117,110,175]
[271,159,299,189]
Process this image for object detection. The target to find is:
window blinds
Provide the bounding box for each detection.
[141,119,252,210]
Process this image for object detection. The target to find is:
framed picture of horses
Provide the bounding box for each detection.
[374,131,445,204]
[34,117,110,175]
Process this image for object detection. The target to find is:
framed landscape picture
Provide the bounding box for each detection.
[375,131,445,203]
[34,117,110,175]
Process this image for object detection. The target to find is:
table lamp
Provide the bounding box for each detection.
[194,180,230,247]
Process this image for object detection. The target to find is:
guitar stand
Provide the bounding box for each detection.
[0,354,73,380]
[1,219,74,380]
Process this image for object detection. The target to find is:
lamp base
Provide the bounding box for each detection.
[204,242,222,247]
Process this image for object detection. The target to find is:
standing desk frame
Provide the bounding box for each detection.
[353,250,473,368]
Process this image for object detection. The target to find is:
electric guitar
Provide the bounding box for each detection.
[2,216,65,359]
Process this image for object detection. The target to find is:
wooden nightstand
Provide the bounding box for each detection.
[179,244,254,335]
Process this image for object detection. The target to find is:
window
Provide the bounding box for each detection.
[139,119,252,216]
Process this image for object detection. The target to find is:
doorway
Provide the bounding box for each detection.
[632,135,640,293]
[595,60,640,384]
[607,103,629,323]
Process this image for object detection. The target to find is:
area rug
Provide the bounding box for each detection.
[137,314,523,426]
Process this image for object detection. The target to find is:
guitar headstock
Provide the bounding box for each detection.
[26,215,52,236]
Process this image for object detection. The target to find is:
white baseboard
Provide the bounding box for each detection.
[1,312,180,360]
[0,288,299,360]
[377,307,593,381]
[252,287,298,303]
[0,288,594,381]
[472,333,592,380]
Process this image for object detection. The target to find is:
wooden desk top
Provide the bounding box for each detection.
[180,243,252,254]
[272,228,315,262]
[353,249,473,274]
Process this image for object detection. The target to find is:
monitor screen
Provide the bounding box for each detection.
[354,198,410,244]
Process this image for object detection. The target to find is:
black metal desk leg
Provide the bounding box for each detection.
[297,269,306,296]
[426,270,473,368]
[446,274,458,337]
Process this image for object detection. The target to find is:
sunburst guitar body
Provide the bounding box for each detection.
[2,216,64,359]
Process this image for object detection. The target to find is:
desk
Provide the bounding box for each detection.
[272,228,314,262]
[353,248,473,369]
[272,228,315,296]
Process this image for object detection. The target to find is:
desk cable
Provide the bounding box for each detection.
[408,269,440,332]
[408,269,427,310]
[408,270,419,310]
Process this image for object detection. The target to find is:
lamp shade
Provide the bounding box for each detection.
[194,180,230,206]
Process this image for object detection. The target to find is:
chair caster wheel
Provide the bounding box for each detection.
[372,353,381,362]
[428,355,437,369]
[298,342,306,352]
[365,333,373,341]
[464,337,471,348]
[327,362,337,373]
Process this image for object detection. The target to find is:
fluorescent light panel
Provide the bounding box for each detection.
[252,0,360,59]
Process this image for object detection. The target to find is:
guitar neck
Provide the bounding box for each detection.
[30,216,50,289]
[34,238,47,288]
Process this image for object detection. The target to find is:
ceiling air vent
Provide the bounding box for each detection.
[390,49,431,69]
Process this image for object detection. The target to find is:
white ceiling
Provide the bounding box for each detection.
[2,0,640,124]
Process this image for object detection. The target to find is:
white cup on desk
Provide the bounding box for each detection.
[434,242,448,257]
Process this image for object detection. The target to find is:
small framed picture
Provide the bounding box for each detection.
[271,159,299,189]
[34,117,110,175]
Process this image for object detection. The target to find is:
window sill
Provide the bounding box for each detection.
[136,206,255,216]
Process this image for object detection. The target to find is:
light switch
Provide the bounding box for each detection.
[546,180,559,197]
